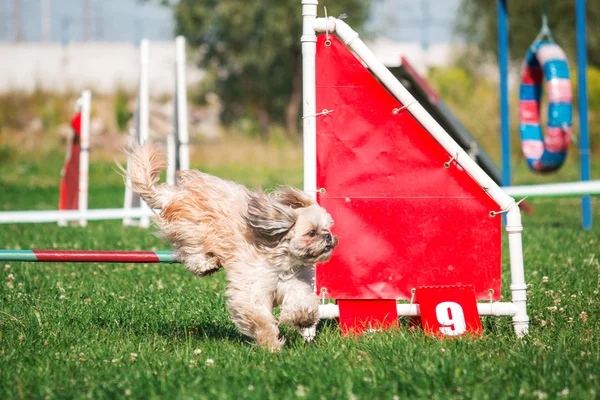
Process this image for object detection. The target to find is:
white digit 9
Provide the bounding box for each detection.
[435,301,466,336]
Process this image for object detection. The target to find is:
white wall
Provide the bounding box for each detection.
[0,41,203,95]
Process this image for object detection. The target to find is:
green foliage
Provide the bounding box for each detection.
[115,89,133,133]
[172,0,370,136]
[456,0,600,68]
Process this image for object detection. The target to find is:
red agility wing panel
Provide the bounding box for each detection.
[59,112,82,211]
[314,35,501,301]
[337,299,398,335]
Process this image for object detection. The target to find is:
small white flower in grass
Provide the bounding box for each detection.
[7,273,14,281]
[440,348,446,353]
[124,389,131,397]
[130,353,138,362]
[542,276,549,283]
[533,390,548,399]
[6,282,14,289]
[59,295,66,300]
[393,396,400,400]
[4,264,10,271]
[295,385,306,397]
[248,385,254,391]
[558,388,569,397]
[580,311,588,321]
[189,359,197,368]
[547,306,557,312]
[193,348,202,356]
[205,358,214,366]
[157,280,165,290]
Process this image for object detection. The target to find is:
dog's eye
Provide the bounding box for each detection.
[308,230,317,237]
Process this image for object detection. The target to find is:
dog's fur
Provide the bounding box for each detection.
[122,143,338,350]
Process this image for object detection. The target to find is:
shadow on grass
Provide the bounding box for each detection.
[156,319,248,345]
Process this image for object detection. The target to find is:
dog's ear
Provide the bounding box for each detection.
[245,192,297,247]
[273,186,315,209]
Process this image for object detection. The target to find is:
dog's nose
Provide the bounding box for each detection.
[324,233,332,243]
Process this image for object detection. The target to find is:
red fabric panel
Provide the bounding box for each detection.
[337,299,398,335]
[315,35,501,301]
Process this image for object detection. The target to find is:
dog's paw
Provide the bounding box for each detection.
[300,326,317,342]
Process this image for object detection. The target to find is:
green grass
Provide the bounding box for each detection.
[1,147,599,399]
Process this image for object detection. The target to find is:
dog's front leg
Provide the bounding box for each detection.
[277,268,320,342]
[225,276,284,352]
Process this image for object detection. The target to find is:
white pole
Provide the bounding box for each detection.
[166,133,176,185]
[138,39,151,228]
[78,90,91,227]
[301,0,318,200]
[503,180,600,198]
[506,207,529,337]
[0,208,156,224]
[175,36,189,172]
[122,122,137,226]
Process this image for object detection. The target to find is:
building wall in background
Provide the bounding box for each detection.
[0,41,203,94]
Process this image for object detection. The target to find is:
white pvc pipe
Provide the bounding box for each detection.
[302,0,318,200]
[138,39,151,228]
[175,36,190,172]
[122,123,136,227]
[78,90,91,227]
[0,208,156,224]
[506,207,529,337]
[318,302,518,319]
[166,133,176,185]
[503,180,600,198]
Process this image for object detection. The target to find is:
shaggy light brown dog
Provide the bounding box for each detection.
[123,144,338,350]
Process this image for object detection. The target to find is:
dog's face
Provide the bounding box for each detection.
[245,187,338,266]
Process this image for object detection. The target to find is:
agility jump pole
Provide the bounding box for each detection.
[0,249,517,319]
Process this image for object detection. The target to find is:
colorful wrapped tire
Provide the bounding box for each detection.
[519,41,572,173]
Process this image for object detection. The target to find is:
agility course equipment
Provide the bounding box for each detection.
[302,0,528,337]
[123,36,190,228]
[0,250,177,263]
[497,0,594,229]
[518,1,572,173]
[0,36,190,226]
[57,90,92,226]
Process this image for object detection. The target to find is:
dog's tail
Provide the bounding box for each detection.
[119,143,171,209]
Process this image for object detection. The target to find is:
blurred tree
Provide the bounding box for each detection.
[455,1,600,69]
[172,0,370,139]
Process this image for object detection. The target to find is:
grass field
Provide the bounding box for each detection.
[1,140,599,399]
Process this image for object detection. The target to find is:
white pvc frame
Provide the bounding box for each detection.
[301,1,529,337]
[78,90,92,227]
[123,37,190,227]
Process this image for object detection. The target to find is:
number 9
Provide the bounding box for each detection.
[435,301,466,336]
